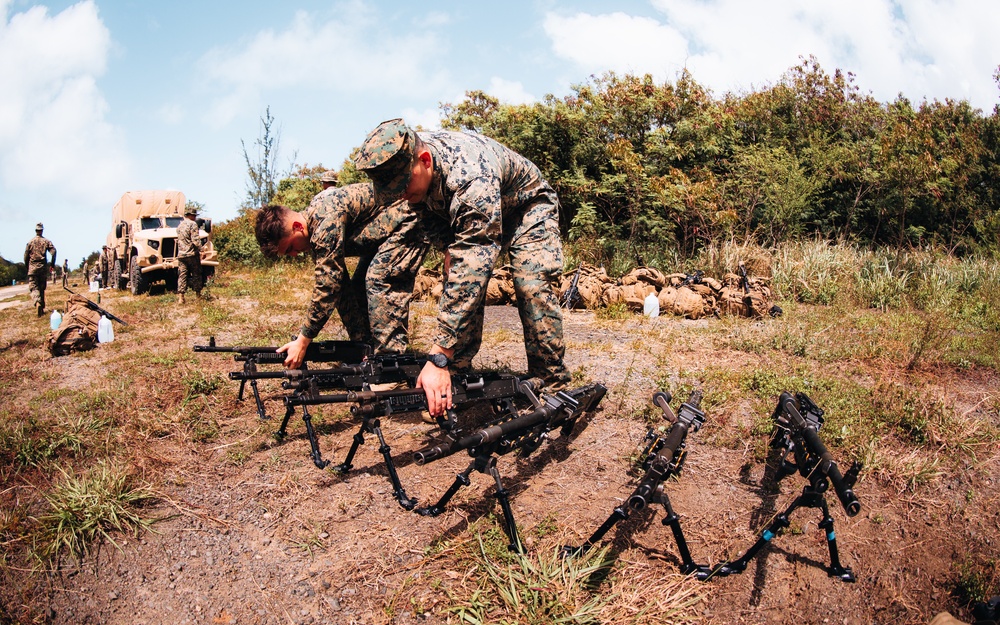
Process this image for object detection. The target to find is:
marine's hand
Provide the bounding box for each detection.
[417,361,452,417]
[278,335,311,369]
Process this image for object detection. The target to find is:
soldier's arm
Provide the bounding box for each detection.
[300,226,349,340]
[49,242,56,267]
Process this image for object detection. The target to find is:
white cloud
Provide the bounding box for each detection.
[544,11,688,81]
[488,78,535,105]
[0,0,129,201]
[545,0,1000,110]
[197,2,453,127]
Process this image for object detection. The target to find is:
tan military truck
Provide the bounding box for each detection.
[107,190,219,295]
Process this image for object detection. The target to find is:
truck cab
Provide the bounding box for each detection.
[107,190,219,295]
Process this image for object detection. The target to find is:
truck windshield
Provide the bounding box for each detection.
[165,217,183,228]
[141,217,162,230]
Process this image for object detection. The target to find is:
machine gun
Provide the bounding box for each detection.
[193,336,372,420]
[62,286,128,326]
[282,372,526,510]
[412,382,608,553]
[736,262,782,318]
[565,390,710,576]
[560,263,583,309]
[679,270,704,288]
[708,392,862,582]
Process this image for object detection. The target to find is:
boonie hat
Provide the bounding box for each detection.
[354,119,415,205]
[184,205,198,216]
[319,170,338,183]
[35,222,43,231]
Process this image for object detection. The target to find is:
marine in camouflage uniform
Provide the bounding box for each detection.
[356,119,570,397]
[299,183,428,354]
[24,223,56,316]
[176,210,203,301]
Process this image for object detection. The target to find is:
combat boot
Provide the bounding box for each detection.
[178,292,186,305]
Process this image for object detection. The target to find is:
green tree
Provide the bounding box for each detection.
[241,106,282,210]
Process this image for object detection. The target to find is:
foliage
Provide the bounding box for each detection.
[211,211,263,265]
[439,57,1000,256]
[0,257,27,286]
[272,163,327,211]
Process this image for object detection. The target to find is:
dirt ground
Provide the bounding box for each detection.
[2,285,998,625]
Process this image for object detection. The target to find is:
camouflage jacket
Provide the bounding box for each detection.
[302,183,428,348]
[176,218,202,258]
[24,236,56,273]
[411,130,561,349]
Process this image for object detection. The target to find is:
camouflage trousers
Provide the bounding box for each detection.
[452,199,570,390]
[28,269,47,312]
[177,256,202,295]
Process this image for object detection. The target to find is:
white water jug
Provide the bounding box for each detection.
[97,315,114,343]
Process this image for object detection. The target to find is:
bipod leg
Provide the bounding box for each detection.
[705,493,802,580]
[372,423,417,511]
[237,378,248,402]
[332,418,370,474]
[250,378,269,420]
[562,505,629,558]
[276,404,294,440]
[485,458,522,553]
[817,498,855,582]
[655,487,710,578]
[416,459,476,517]
[301,405,330,469]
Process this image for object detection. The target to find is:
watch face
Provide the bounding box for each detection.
[429,353,449,368]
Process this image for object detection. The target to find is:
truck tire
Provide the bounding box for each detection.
[110,258,123,291]
[129,256,149,295]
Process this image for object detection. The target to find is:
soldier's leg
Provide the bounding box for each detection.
[508,202,569,389]
[177,258,189,295]
[191,259,204,296]
[38,274,47,313]
[366,239,429,354]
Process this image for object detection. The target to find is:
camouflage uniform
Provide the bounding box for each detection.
[61,260,68,287]
[176,217,203,296]
[98,248,109,288]
[24,231,56,314]
[357,121,569,388]
[301,183,428,354]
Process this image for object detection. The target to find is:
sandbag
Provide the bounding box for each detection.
[672,286,709,319]
[413,267,442,301]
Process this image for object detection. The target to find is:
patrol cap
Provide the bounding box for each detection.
[319,170,338,183]
[354,118,415,205]
[35,222,43,231]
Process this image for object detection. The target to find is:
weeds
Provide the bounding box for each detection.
[36,461,157,562]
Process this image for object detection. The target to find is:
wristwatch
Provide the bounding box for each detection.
[427,353,451,369]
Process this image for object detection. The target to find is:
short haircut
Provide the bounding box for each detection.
[255,204,292,258]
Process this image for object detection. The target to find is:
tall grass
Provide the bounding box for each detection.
[37,461,156,562]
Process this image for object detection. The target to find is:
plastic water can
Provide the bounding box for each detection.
[50,310,62,330]
[643,292,660,318]
[97,315,114,343]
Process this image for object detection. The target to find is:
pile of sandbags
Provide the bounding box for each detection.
[411,262,777,320]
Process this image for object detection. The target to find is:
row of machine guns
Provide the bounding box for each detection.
[194,338,862,582]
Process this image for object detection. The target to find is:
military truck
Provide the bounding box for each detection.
[107,190,219,295]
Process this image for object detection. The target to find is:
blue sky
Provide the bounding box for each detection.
[3,0,999,266]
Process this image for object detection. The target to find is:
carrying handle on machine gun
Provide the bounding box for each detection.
[780,392,862,517]
[62,286,128,325]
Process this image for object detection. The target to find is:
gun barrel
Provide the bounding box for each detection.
[800,427,861,516]
[413,383,606,466]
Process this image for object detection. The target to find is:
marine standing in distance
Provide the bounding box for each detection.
[254,182,428,368]
[176,206,204,304]
[24,223,56,316]
[355,119,570,416]
[61,259,69,288]
[99,246,110,288]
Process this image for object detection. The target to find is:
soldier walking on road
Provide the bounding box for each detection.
[176,206,203,304]
[24,223,56,316]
